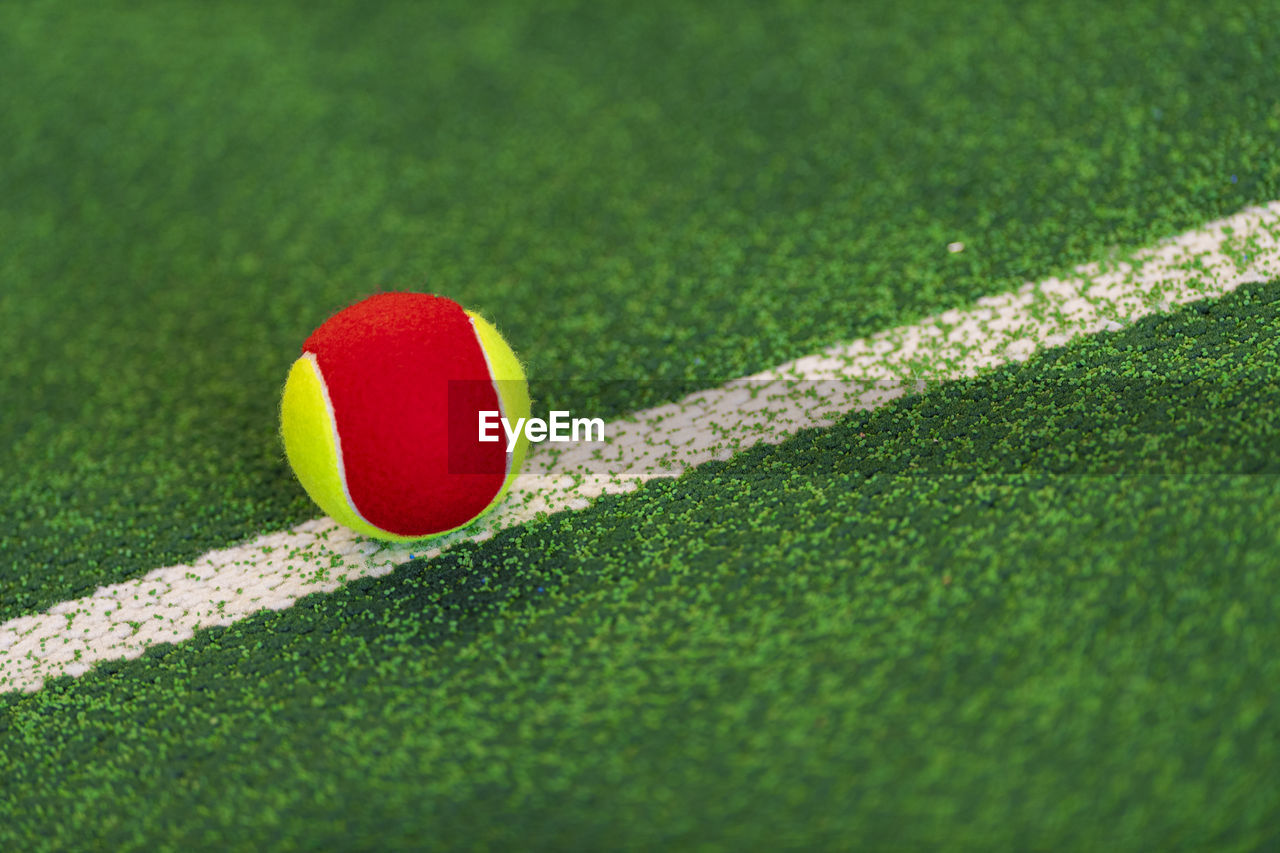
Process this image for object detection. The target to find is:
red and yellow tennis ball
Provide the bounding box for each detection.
[280,292,530,540]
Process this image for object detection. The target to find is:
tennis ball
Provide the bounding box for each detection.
[280,292,530,541]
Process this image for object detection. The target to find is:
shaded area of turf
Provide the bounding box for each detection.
[3,0,1279,620]
[2,284,1277,849]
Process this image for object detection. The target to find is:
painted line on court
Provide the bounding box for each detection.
[3,201,1278,693]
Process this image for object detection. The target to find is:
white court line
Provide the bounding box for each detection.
[3,202,1278,693]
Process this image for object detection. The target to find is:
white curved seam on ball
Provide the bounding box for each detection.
[303,351,379,533]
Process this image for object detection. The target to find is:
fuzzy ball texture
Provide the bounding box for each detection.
[280,292,530,540]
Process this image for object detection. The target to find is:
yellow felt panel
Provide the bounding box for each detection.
[467,310,531,511]
[280,354,399,541]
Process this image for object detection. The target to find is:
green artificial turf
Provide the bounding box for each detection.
[2,0,1278,620]
[3,0,1280,847]
[3,283,1279,850]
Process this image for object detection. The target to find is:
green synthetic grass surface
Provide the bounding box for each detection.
[3,287,1280,850]
[3,0,1280,847]
[3,0,1277,618]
